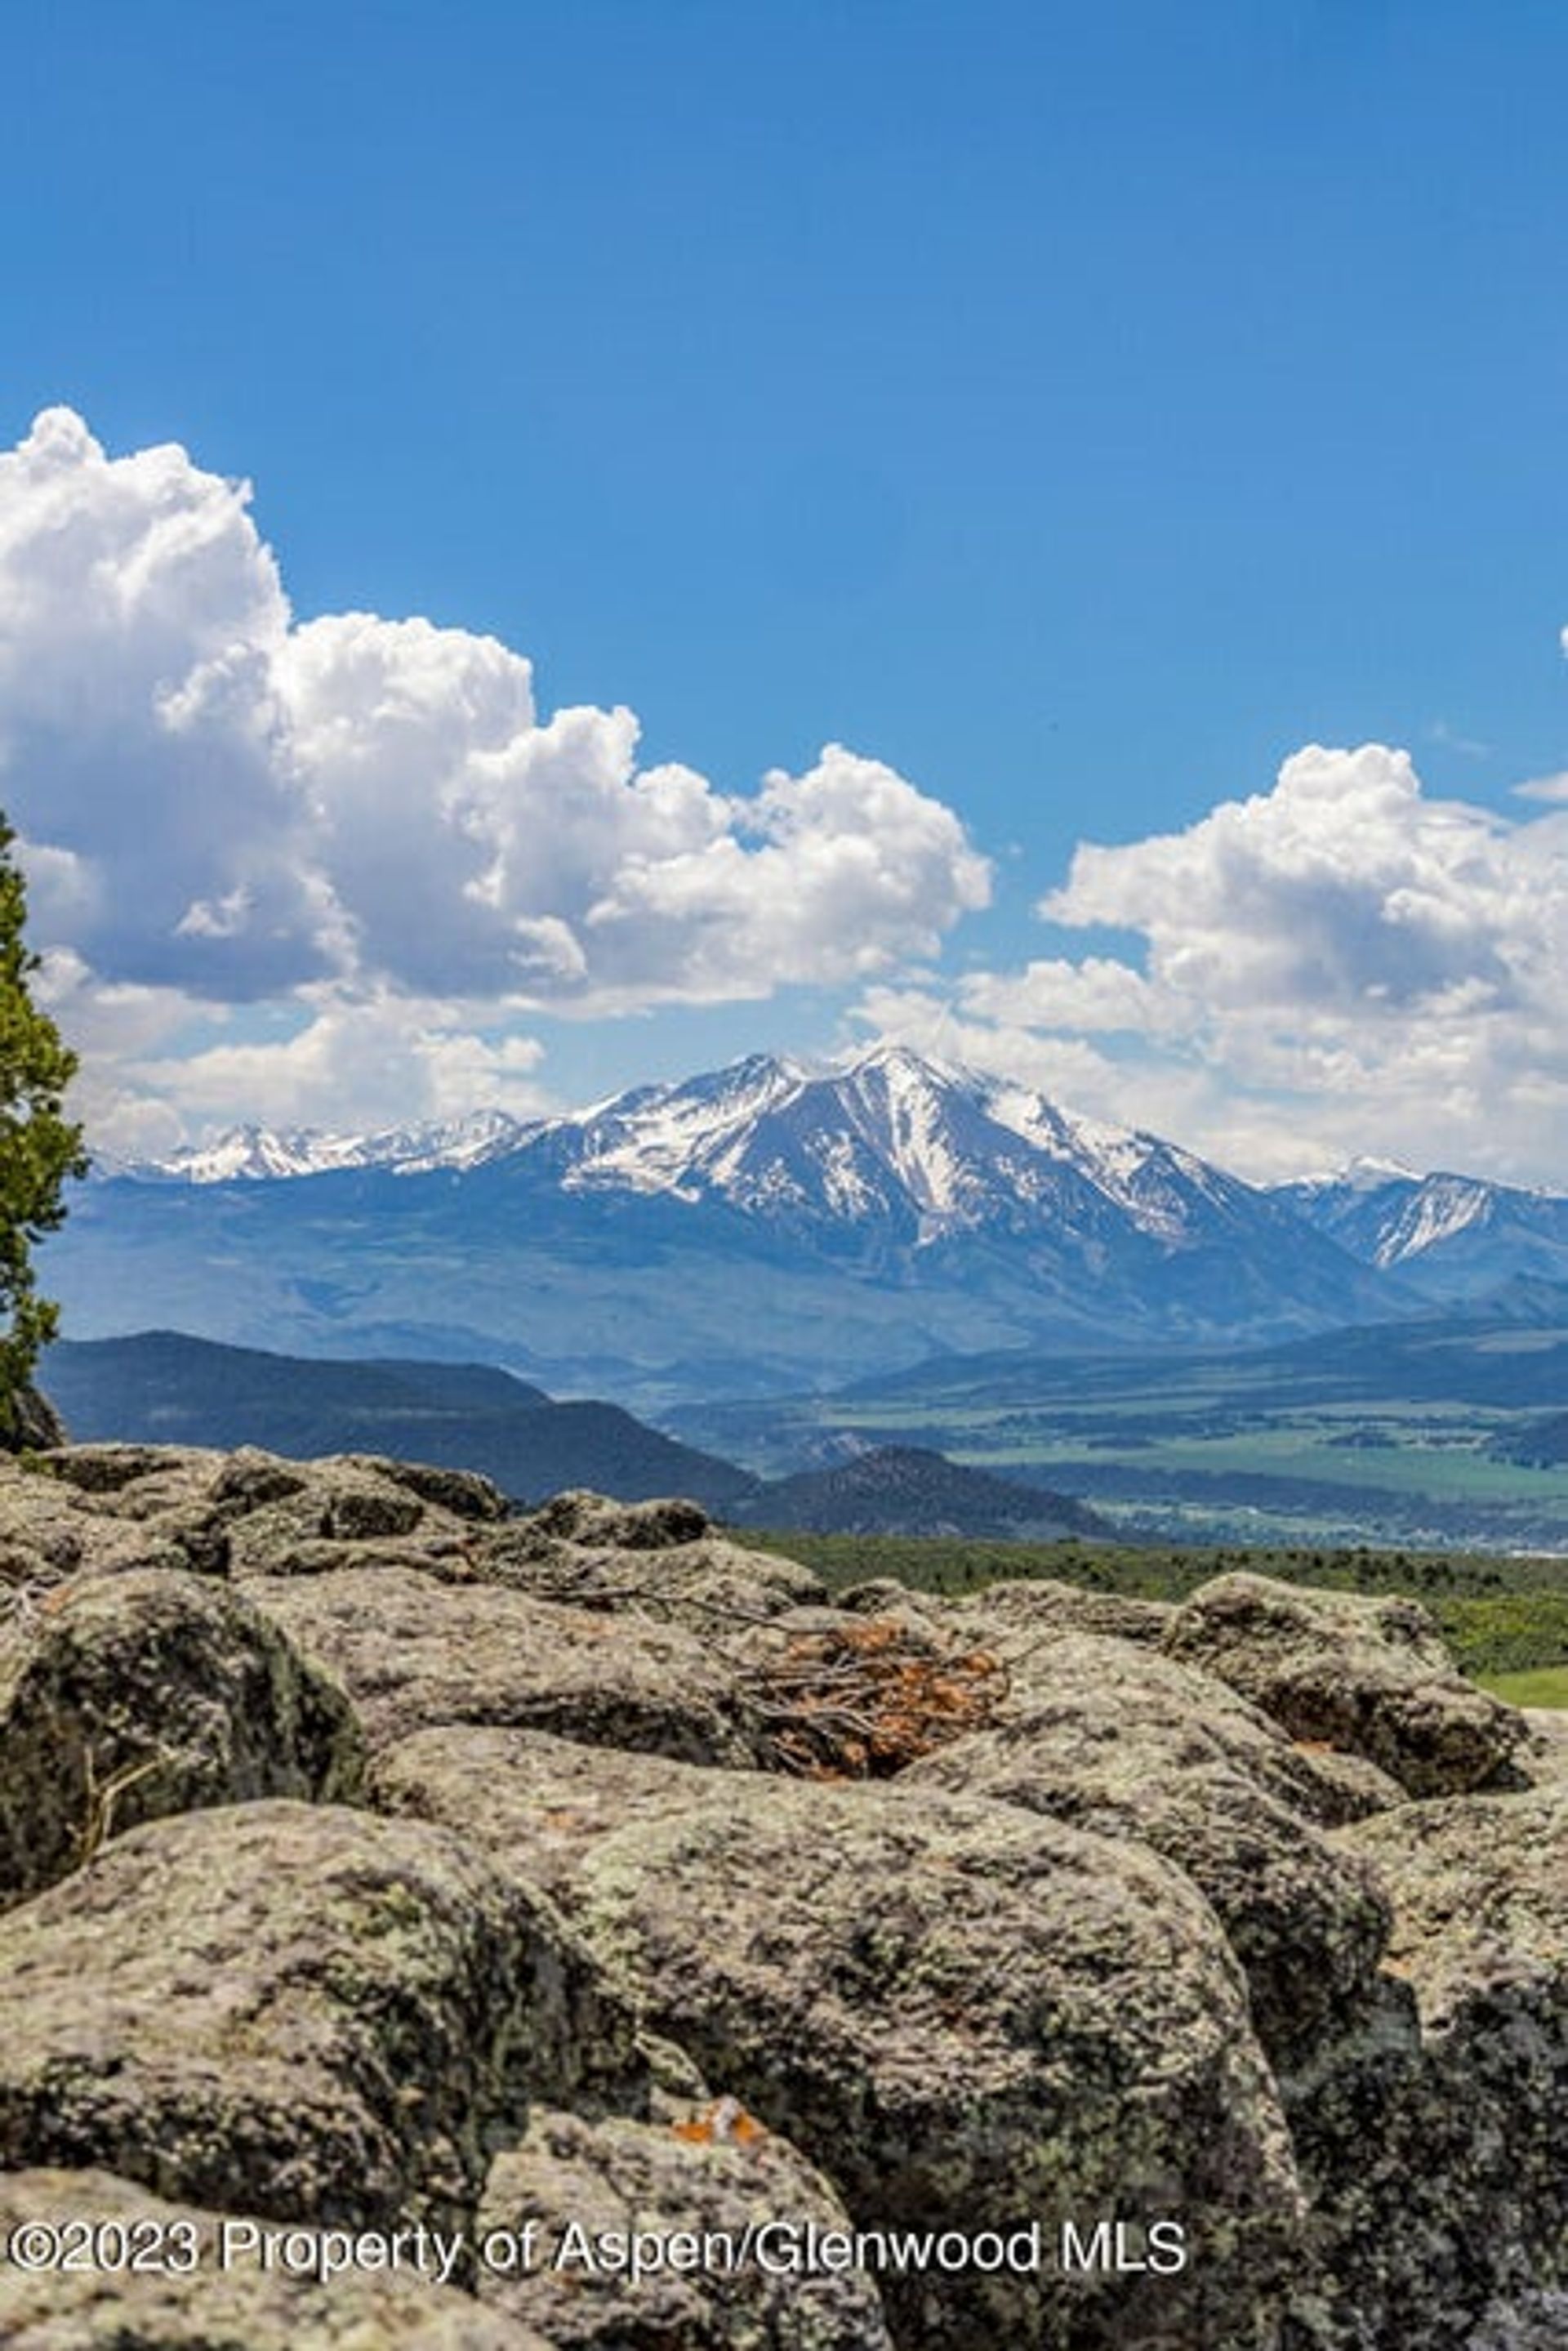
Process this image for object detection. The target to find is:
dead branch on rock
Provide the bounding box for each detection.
[733,1617,1005,1778]
[73,1746,184,1867]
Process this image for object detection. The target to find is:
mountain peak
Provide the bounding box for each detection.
[835,1039,963,1081]
[1291,1154,1421,1194]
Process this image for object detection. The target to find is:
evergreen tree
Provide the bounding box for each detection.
[0,811,87,1434]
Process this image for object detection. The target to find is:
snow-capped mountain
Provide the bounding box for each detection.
[521,1044,1322,1262]
[52,1047,1413,1403]
[114,1044,1328,1255]
[103,1047,1568,1308]
[122,1108,537,1184]
[1274,1163,1568,1296]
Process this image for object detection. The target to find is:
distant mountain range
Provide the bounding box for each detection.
[97,1109,530,1185]
[1276,1162,1568,1296]
[46,1047,1568,1407]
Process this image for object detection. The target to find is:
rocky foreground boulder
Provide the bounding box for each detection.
[0,2168,550,2348]
[0,1567,364,1907]
[902,1632,1393,2067]
[372,1725,1303,2350]
[478,2107,895,2349]
[1162,1572,1523,1797]
[0,1442,1562,2350]
[0,1800,644,2239]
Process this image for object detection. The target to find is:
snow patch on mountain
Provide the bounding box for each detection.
[557,1054,807,1200]
[1287,1155,1422,1197]
[119,1109,535,1184]
[1276,1161,1568,1291]
[1373,1176,1498,1265]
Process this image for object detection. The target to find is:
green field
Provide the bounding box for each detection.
[682,1308,1568,1553]
[1479,1665,1568,1709]
[814,1401,1568,1547]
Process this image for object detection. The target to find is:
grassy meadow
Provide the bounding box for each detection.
[682,1308,1568,1555]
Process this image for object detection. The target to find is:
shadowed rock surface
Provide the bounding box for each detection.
[0,1567,364,1909]
[1277,1787,1568,2349]
[0,1443,1557,2350]
[1161,1571,1523,1796]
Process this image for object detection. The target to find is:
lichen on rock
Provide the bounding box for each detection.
[477,2106,896,2349]
[1277,1786,1568,2348]
[0,1800,645,2242]
[373,1722,1304,2351]
[1162,1570,1525,1796]
[903,1631,1393,2065]
[249,1564,762,1763]
[0,2166,550,2349]
[0,1567,365,1908]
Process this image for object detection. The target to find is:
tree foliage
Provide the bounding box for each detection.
[0,812,87,1428]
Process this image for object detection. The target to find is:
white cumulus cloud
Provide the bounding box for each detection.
[863,743,1568,1184]
[0,409,989,1140]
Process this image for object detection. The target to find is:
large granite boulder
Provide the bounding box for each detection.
[1162,1572,1523,1796]
[949,1575,1176,1648]
[0,1801,644,2242]
[903,1631,1392,2063]
[0,1567,364,1909]
[0,1453,207,1590]
[1281,1785,1568,2347]
[372,1724,1304,2351]
[0,2166,550,2349]
[476,2106,895,2349]
[373,1728,735,1906]
[247,1565,760,1763]
[514,1492,719,1551]
[479,1506,827,1626]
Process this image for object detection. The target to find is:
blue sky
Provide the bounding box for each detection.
[3,2,1567,1180]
